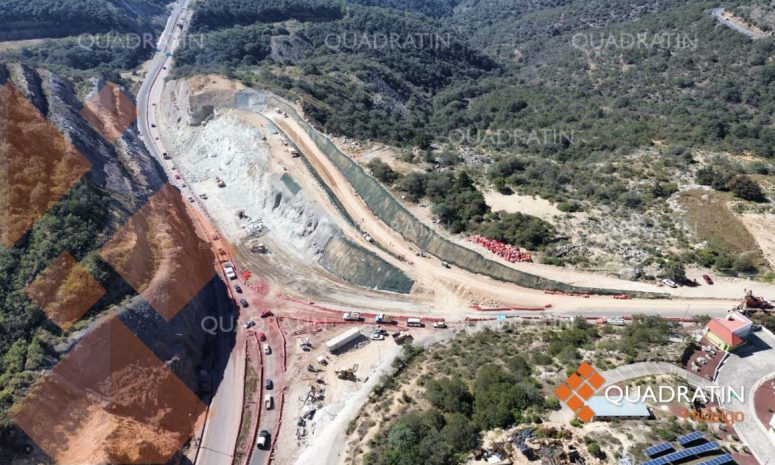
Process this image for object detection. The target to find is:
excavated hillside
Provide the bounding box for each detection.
[0,63,232,464]
[159,76,414,295]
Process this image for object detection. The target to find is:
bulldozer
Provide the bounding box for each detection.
[738,289,773,312]
[335,364,359,381]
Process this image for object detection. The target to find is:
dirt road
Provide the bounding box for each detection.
[265,111,749,315]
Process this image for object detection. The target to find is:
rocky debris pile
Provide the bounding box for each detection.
[617,245,649,261]
[468,235,533,263]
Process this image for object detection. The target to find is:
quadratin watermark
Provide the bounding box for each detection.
[571,32,698,54]
[77,32,205,51]
[448,127,576,147]
[324,32,452,51]
[557,362,747,425]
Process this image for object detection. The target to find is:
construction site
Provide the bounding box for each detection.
[145,71,775,465]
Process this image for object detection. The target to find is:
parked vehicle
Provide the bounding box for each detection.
[234,284,243,293]
[256,430,270,449]
[239,299,249,308]
[264,394,273,409]
[375,312,385,323]
[223,264,237,280]
[370,332,384,341]
[432,321,447,329]
[702,274,713,285]
[407,318,423,327]
[662,278,678,288]
[342,312,361,321]
[260,310,273,318]
[243,320,255,329]
[257,331,266,341]
[263,343,271,354]
[265,379,273,390]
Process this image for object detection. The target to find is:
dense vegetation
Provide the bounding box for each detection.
[0,182,113,430]
[174,0,775,261]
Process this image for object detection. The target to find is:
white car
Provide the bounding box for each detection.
[263,343,271,354]
[370,332,384,341]
[264,394,273,409]
[662,278,678,288]
[432,321,447,329]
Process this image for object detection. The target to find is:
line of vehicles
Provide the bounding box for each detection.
[343,311,447,329]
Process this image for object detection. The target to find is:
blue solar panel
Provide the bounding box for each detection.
[677,431,705,446]
[696,454,734,465]
[640,457,669,465]
[660,441,719,463]
[644,442,674,457]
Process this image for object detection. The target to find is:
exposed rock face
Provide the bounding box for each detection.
[0,63,231,464]
[269,34,314,64]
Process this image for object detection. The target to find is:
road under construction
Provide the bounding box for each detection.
[134,3,775,465]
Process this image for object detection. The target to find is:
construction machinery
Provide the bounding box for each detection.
[335,364,359,381]
[738,290,773,311]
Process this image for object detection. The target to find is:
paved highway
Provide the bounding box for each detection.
[135,3,250,465]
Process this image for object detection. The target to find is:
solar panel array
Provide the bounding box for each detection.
[644,442,674,457]
[639,441,720,465]
[677,431,705,446]
[696,454,734,465]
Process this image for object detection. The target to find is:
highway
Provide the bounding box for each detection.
[135,2,251,465]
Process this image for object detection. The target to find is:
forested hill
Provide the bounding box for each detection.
[177,0,775,161]
[0,0,169,41]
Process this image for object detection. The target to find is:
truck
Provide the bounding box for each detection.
[375,313,385,323]
[223,263,237,280]
[325,327,361,353]
[256,430,270,449]
[407,318,423,327]
[264,394,273,409]
[342,312,361,321]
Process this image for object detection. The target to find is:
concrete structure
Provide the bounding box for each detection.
[586,396,651,421]
[326,327,361,353]
[705,311,752,351]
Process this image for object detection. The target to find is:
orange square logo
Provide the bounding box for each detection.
[578,405,595,422]
[566,394,584,411]
[566,373,583,389]
[577,382,595,400]
[555,383,572,401]
[588,372,605,389]
[577,361,595,378]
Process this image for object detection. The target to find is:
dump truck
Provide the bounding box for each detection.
[326,327,361,353]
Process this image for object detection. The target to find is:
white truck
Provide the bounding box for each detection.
[264,394,273,410]
[407,318,423,327]
[342,312,361,321]
[223,263,237,280]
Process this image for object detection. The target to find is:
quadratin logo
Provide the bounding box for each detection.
[554,362,606,422]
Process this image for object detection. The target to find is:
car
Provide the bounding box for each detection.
[223,264,237,280]
[702,274,714,285]
[187,196,194,202]
[432,321,447,329]
[174,174,181,180]
[260,310,273,318]
[263,343,271,354]
[240,299,249,308]
[264,394,273,409]
[257,331,266,341]
[243,320,255,329]
[234,284,243,293]
[662,278,678,288]
[151,123,156,128]
[370,332,384,341]
[265,379,273,390]
[256,430,270,449]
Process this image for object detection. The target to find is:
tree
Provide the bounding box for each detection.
[663,260,686,282]
[366,158,399,184]
[728,175,765,202]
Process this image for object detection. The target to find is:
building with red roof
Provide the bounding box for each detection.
[704,311,752,351]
